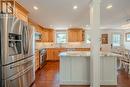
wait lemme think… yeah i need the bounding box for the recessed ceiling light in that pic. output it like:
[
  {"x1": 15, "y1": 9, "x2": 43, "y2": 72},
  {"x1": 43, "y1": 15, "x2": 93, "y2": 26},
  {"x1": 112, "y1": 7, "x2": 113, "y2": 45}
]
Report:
[
  {"x1": 106, "y1": 4, "x2": 112, "y2": 9},
  {"x1": 73, "y1": 5, "x2": 78, "y2": 10},
  {"x1": 33, "y1": 6, "x2": 38, "y2": 10}
]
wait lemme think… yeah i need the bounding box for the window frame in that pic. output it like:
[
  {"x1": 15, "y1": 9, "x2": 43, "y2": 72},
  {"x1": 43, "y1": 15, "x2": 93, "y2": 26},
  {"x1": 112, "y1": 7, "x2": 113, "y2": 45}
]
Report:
[
  {"x1": 111, "y1": 32, "x2": 121, "y2": 47},
  {"x1": 85, "y1": 34, "x2": 91, "y2": 44},
  {"x1": 55, "y1": 30, "x2": 68, "y2": 43},
  {"x1": 125, "y1": 32, "x2": 130, "y2": 42}
]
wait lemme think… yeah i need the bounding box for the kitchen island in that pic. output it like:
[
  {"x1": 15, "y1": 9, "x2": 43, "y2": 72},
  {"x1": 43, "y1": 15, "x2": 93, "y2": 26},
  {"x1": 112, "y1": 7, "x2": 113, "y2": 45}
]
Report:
[{"x1": 59, "y1": 51, "x2": 122, "y2": 86}]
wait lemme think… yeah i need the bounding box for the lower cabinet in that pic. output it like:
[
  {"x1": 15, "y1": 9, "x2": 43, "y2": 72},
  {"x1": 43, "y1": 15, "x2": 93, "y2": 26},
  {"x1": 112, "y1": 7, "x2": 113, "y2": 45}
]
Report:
[
  {"x1": 46, "y1": 48, "x2": 90, "y2": 61},
  {"x1": 35, "y1": 50, "x2": 40, "y2": 71},
  {"x1": 75, "y1": 48, "x2": 90, "y2": 51},
  {"x1": 46, "y1": 48, "x2": 66, "y2": 61}
]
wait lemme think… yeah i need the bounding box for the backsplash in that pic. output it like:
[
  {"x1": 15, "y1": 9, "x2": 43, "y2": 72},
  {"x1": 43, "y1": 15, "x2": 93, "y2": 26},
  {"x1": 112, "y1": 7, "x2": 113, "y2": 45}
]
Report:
[{"x1": 35, "y1": 42, "x2": 90, "y2": 49}]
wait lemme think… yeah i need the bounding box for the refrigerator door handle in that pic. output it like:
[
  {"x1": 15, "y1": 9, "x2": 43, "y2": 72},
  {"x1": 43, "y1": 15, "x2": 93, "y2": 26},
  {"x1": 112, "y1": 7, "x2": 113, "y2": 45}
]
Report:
[
  {"x1": 25, "y1": 26, "x2": 29, "y2": 54},
  {"x1": 23, "y1": 26, "x2": 26, "y2": 54}
]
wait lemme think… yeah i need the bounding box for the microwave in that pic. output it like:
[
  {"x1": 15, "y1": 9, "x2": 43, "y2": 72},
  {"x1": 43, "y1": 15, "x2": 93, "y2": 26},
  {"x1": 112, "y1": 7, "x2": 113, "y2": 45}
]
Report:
[{"x1": 35, "y1": 32, "x2": 42, "y2": 40}]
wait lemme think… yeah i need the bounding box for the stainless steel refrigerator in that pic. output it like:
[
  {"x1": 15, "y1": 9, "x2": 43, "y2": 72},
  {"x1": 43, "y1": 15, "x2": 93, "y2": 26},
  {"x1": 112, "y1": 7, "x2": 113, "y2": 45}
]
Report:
[{"x1": 0, "y1": 14, "x2": 35, "y2": 87}]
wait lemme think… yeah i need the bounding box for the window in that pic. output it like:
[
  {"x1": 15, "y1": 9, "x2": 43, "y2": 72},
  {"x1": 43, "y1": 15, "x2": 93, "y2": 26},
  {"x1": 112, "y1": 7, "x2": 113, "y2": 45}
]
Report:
[
  {"x1": 126, "y1": 33, "x2": 130, "y2": 42},
  {"x1": 112, "y1": 33, "x2": 121, "y2": 47},
  {"x1": 56, "y1": 31, "x2": 67, "y2": 43},
  {"x1": 86, "y1": 34, "x2": 91, "y2": 44}
]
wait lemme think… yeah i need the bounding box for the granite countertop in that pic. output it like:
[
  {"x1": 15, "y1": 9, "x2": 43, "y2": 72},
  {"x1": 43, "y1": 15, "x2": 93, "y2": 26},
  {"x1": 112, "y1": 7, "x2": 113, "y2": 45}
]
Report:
[{"x1": 59, "y1": 51, "x2": 123, "y2": 57}]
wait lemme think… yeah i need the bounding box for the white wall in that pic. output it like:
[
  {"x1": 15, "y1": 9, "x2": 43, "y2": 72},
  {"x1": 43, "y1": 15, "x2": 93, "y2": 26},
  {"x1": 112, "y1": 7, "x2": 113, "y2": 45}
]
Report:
[{"x1": 85, "y1": 29, "x2": 125, "y2": 52}]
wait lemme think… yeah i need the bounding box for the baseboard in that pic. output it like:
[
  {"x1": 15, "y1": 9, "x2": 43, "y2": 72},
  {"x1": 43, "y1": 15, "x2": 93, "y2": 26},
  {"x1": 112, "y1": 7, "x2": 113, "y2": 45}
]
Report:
[
  {"x1": 60, "y1": 80, "x2": 117, "y2": 86},
  {"x1": 101, "y1": 80, "x2": 117, "y2": 85},
  {"x1": 60, "y1": 85, "x2": 90, "y2": 87},
  {"x1": 60, "y1": 81, "x2": 90, "y2": 85}
]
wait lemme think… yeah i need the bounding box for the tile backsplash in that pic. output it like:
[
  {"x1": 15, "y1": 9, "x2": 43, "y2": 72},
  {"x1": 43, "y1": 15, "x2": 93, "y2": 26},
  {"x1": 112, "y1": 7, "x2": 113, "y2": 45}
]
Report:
[{"x1": 35, "y1": 42, "x2": 90, "y2": 49}]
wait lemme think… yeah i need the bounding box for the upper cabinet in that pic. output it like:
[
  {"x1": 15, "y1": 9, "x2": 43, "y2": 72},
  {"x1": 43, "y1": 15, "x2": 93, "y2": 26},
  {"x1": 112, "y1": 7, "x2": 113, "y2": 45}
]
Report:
[
  {"x1": 0, "y1": 1, "x2": 29, "y2": 22},
  {"x1": 42, "y1": 28, "x2": 54, "y2": 42},
  {"x1": 34, "y1": 25, "x2": 54, "y2": 42},
  {"x1": 68, "y1": 28, "x2": 84, "y2": 42},
  {"x1": 15, "y1": 2, "x2": 29, "y2": 22}
]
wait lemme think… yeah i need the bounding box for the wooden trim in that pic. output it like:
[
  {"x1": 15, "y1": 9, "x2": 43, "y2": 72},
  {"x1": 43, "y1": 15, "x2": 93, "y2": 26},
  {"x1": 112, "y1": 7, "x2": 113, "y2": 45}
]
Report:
[
  {"x1": 28, "y1": 18, "x2": 39, "y2": 26},
  {"x1": 15, "y1": 1, "x2": 29, "y2": 15}
]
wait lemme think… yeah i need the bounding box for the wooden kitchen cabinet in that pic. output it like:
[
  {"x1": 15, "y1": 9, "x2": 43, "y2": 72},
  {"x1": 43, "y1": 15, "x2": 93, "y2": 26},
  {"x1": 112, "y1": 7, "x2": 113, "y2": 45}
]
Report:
[
  {"x1": 48, "y1": 29, "x2": 54, "y2": 42},
  {"x1": 35, "y1": 50, "x2": 40, "y2": 71},
  {"x1": 32, "y1": 25, "x2": 54, "y2": 42},
  {"x1": 15, "y1": 2, "x2": 29, "y2": 22},
  {"x1": 68, "y1": 28, "x2": 83, "y2": 42},
  {"x1": 42, "y1": 29, "x2": 49, "y2": 42},
  {"x1": 42, "y1": 28, "x2": 54, "y2": 42},
  {"x1": 46, "y1": 48, "x2": 66, "y2": 61},
  {"x1": 75, "y1": 48, "x2": 90, "y2": 51},
  {"x1": 0, "y1": 1, "x2": 29, "y2": 22},
  {"x1": 54, "y1": 48, "x2": 66, "y2": 60},
  {"x1": 47, "y1": 48, "x2": 54, "y2": 60}
]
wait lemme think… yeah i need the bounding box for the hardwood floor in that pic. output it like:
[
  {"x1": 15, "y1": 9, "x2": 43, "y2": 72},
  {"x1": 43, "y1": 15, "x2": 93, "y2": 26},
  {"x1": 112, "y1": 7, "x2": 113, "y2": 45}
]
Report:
[{"x1": 32, "y1": 62, "x2": 130, "y2": 87}]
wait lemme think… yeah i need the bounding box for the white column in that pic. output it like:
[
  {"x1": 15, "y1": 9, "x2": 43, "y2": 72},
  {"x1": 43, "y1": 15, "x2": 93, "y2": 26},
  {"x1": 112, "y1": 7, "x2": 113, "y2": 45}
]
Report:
[{"x1": 90, "y1": 0, "x2": 101, "y2": 87}]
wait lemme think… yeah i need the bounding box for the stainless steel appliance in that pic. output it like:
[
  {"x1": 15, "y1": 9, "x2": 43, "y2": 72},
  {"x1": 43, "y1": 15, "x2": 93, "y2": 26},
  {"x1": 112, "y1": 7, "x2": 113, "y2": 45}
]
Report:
[
  {"x1": 0, "y1": 14, "x2": 35, "y2": 87},
  {"x1": 39, "y1": 49, "x2": 47, "y2": 68}
]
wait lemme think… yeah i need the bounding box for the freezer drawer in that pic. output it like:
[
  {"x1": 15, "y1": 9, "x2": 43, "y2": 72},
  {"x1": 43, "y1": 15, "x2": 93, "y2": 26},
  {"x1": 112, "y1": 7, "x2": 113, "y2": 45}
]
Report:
[
  {"x1": 4, "y1": 65, "x2": 35, "y2": 87},
  {"x1": 2, "y1": 56, "x2": 34, "y2": 79}
]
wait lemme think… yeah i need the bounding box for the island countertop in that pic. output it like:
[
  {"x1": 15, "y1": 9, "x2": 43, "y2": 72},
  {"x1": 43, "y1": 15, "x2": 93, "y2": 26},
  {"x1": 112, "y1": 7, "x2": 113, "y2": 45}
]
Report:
[{"x1": 59, "y1": 51, "x2": 123, "y2": 57}]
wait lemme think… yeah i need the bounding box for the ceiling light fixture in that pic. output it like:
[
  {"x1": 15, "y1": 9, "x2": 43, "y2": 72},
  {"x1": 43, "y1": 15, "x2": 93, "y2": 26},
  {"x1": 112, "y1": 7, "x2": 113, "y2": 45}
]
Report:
[
  {"x1": 73, "y1": 5, "x2": 78, "y2": 10},
  {"x1": 106, "y1": 4, "x2": 112, "y2": 9},
  {"x1": 33, "y1": 6, "x2": 38, "y2": 10}
]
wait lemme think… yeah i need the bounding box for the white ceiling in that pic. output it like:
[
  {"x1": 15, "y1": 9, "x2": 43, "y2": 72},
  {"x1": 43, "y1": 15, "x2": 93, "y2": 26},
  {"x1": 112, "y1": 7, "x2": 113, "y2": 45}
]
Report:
[{"x1": 17, "y1": 0, "x2": 130, "y2": 29}]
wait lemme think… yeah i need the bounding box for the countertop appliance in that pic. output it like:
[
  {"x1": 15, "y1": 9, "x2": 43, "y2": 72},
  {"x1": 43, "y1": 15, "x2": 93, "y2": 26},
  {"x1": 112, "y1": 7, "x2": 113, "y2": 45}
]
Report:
[
  {"x1": 0, "y1": 14, "x2": 35, "y2": 87},
  {"x1": 39, "y1": 48, "x2": 47, "y2": 68}
]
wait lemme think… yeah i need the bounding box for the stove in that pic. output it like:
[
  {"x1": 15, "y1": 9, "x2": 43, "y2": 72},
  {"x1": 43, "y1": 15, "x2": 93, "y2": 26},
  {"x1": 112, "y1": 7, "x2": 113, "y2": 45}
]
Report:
[{"x1": 39, "y1": 48, "x2": 47, "y2": 68}]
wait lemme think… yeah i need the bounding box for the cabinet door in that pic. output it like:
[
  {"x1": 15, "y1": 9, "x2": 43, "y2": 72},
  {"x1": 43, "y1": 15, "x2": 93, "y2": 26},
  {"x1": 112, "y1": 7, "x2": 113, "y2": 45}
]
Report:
[
  {"x1": 55, "y1": 49, "x2": 60, "y2": 60},
  {"x1": 77, "y1": 30, "x2": 83, "y2": 41},
  {"x1": 41, "y1": 29, "x2": 54, "y2": 42},
  {"x1": 42, "y1": 30, "x2": 49, "y2": 42},
  {"x1": 47, "y1": 49, "x2": 51, "y2": 60},
  {"x1": 47, "y1": 49, "x2": 54, "y2": 60},
  {"x1": 48, "y1": 30, "x2": 54, "y2": 42},
  {"x1": 35, "y1": 51, "x2": 40, "y2": 71},
  {"x1": 68, "y1": 29, "x2": 83, "y2": 42},
  {"x1": 68, "y1": 30, "x2": 76, "y2": 42},
  {"x1": 50, "y1": 49, "x2": 54, "y2": 60}
]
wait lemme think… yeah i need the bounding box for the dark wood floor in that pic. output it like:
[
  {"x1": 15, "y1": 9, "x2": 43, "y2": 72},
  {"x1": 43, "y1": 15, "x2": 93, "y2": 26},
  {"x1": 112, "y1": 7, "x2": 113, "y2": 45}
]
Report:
[{"x1": 32, "y1": 62, "x2": 130, "y2": 87}]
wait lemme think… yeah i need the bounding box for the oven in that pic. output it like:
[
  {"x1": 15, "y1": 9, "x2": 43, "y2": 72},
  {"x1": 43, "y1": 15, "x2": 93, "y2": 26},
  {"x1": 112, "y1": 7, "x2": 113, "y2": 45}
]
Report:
[{"x1": 39, "y1": 49, "x2": 47, "y2": 68}]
